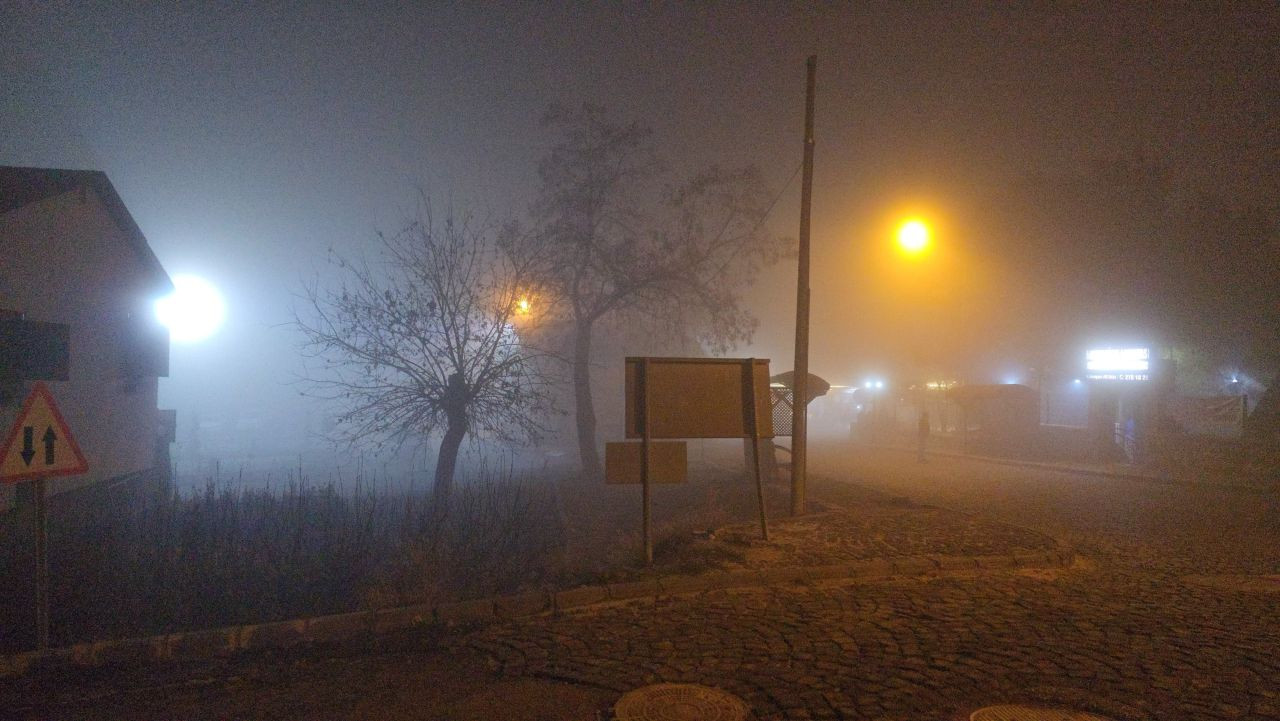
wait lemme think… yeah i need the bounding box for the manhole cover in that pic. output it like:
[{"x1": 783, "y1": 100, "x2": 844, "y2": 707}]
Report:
[
  {"x1": 971, "y1": 705, "x2": 1117, "y2": 721},
  {"x1": 614, "y1": 683, "x2": 749, "y2": 721}
]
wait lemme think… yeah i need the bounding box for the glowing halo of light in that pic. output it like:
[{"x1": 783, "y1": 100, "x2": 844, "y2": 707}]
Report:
[{"x1": 155, "y1": 274, "x2": 226, "y2": 343}]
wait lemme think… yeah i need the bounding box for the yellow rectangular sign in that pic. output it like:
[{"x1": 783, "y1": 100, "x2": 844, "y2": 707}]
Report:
[
  {"x1": 624, "y1": 357, "x2": 773, "y2": 439},
  {"x1": 604, "y1": 441, "x2": 687, "y2": 484}
]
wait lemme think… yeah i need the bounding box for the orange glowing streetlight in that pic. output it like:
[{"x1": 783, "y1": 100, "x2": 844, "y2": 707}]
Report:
[
  {"x1": 515, "y1": 296, "x2": 531, "y2": 316},
  {"x1": 896, "y1": 218, "x2": 931, "y2": 256}
]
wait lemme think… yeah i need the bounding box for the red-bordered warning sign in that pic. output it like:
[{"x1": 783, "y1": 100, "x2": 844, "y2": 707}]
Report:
[{"x1": 0, "y1": 382, "x2": 88, "y2": 483}]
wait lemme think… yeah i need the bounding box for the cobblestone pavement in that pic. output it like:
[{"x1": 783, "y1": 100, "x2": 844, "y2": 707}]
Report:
[
  {"x1": 465, "y1": 444, "x2": 1280, "y2": 720},
  {"x1": 471, "y1": 566, "x2": 1280, "y2": 720},
  {"x1": 10, "y1": 443, "x2": 1280, "y2": 720}
]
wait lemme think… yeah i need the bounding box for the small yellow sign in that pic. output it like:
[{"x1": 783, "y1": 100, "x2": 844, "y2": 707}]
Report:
[
  {"x1": 0, "y1": 382, "x2": 88, "y2": 483},
  {"x1": 604, "y1": 441, "x2": 687, "y2": 485}
]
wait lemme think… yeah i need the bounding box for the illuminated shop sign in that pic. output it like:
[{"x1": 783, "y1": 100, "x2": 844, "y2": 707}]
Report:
[{"x1": 1085, "y1": 348, "x2": 1150, "y2": 381}]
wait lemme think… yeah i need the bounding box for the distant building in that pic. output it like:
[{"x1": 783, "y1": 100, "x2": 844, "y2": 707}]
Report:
[
  {"x1": 0, "y1": 167, "x2": 172, "y2": 508},
  {"x1": 946, "y1": 383, "x2": 1040, "y2": 453}
]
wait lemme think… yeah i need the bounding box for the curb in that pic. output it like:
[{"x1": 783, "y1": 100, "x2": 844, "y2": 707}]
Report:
[{"x1": 0, "y1": 545, "x2": 1074, "y2": 680}]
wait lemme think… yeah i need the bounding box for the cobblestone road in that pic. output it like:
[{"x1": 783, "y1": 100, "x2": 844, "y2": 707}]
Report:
[
  {"x1": 819, "y1": 445, "x2": 1280, "y2": 576},
  {"x1": 467, "y1": 445, "x2": 1280, "y2": 720}
]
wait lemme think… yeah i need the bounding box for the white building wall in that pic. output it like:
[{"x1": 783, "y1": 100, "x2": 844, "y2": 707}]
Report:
[{"x1": 0, "y1": 187, "x2": 167, "y2": 506}]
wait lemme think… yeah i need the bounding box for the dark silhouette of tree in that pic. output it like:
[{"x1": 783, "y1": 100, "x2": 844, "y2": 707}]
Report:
[
  {"x1": 1016, "y1": 151, "x2": 1278, "y2": 355},
  {"x1": 295, "y1": 208, "x2": 553, "y2": 506},
  {"x1": 518, "y1": 104, "x2": 787, "y2": 477}
]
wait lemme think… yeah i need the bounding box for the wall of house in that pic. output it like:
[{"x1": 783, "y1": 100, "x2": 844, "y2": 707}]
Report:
[{"x1": 0, "y1": 187, "x2": 168, "y2": 507}]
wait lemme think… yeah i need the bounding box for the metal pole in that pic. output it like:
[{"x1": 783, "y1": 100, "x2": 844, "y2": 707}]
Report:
[
  {"x1": 640, "y1": 358, "x2": 653, "y2": 566},
  {"x1": 34, "y1": 476, "x2": 49, "y2": 651},
  {"x1": 746, "y1": 359, "x2": 770, "y2": 541},
  {"x1": 792, "y1": 55, "x2": 816, "y2": 517}
]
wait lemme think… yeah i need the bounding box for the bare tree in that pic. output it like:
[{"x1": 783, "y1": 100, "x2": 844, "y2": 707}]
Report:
[
  {"x1": 519, "y1": 104, "x2": 788, "y2": 477},
  {"x1": 295, "y1": 209, "x2": 553, "y2": 506}
]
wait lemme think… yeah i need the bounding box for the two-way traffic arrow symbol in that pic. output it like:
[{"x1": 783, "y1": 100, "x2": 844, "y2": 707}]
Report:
[
  {"x1": 20, "y1": 426, "x2": 57, "y2": 466},
  {"x1": 20, "y1": 427, "x2": 57, "y2": 468}
]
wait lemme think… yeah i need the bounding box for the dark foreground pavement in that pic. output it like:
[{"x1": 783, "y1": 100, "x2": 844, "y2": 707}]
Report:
[{"x1": 7, "y1": 443, "x2": 1280, "y2": 720}]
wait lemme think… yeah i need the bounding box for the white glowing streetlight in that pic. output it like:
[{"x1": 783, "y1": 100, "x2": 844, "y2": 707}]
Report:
[{"x1": 155, "y1": 274, "x2": 226, "y2": 343}]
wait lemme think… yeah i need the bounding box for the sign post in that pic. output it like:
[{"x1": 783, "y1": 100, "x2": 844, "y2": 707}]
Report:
[
  {"x1": 1, "y1": 382, "x2": 88, "y2": 651},
  {"x1": 743, "y1": 359, "x2": 769, "y2": 541},
  {"x1": 609, "y1": 357, "x2": 774, "y2": 564},
  {"x1": 34, "y1": 477, "x2": 49, "y2": 650},
  {"x1": 640, "y1": 358, "x2": 654, "y2": 565}
]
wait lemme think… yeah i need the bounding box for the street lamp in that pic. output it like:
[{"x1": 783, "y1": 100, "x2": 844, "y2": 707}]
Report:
[{"x1": 896, "y1": 218, "x2": 931, "y2": 256}]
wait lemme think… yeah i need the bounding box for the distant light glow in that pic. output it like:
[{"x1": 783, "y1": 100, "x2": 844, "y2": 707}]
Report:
[
  {"x1": 896, "y1": 219, "x2": 930, "y2": 255},
  {"x1": 875, "y1": 380, "x2": 884, "y2": 389},
  {"x1": 1222, "y1": 368, "x2": 1250, "y2": 391},
  {"x1": 516, "y1": 297, "x2": 531, "y2": 315},
  {"x1": 155, "y1": 274, "x2": 226, "y2": 343}
]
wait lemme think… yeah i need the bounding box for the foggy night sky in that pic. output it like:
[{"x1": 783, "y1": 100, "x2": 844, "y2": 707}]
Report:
[{"x1": 3, "y1": 3, "x2": 1278, "y2": 445}]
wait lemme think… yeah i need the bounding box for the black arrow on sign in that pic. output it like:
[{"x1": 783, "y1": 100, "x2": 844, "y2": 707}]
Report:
[
  {"x1": 42, "y1": 426, "x2": 56, "y2": 465},
  {"x1": 20, "y1": 427, "x2": 35, "y2": 466}
]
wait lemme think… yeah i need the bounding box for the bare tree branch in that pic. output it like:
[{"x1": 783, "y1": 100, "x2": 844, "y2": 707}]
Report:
[{"x1": 293, "y1": 205, "x2": 557, "y2": 503}]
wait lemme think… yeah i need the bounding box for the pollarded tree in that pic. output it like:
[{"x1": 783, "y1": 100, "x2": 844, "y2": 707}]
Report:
[
  {"x1": 295, "y1": 208, "x2": 553, "y2": 507},
  {"x1": 522, "y1": 104, "x2": 788, "y2": 477}
]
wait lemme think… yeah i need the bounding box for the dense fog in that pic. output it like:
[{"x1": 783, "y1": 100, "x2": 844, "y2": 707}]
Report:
[{"x1": 4, "y1": 4, "x2": 1276, "y2": 485}]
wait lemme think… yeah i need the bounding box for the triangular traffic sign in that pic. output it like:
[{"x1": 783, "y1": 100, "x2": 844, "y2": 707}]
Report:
[{"x1": 0, "y1": 382, "x2": 88, "y2": 483}]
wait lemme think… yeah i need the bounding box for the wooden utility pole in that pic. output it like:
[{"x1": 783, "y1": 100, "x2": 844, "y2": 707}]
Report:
[{"x1": 792, "y1": 55, "x2": 816, "y2": 517}]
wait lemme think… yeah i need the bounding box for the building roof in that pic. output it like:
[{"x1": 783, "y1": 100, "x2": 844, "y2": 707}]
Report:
[{"x1": 0, "y1": 166, "x2": 172, "y2": 292}]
